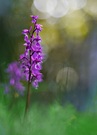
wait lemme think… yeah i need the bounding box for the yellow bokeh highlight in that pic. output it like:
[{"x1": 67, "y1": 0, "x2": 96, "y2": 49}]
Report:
[
  {"x1": 60, "y1": 10, "x2": 89, "y2": 40},
  {"x1": 40, "y1": 21, "x2": 61, "y2": 51}
]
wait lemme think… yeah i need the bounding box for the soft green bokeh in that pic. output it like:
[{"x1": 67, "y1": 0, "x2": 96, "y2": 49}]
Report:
[{"x1": 0, "y1": 84, "x2": 97, "y2": 135}]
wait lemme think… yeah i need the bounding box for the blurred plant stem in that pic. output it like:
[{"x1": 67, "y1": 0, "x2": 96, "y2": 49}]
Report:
[{"x1": 24, "y1": 81, "x2": 31, "y2": 116}]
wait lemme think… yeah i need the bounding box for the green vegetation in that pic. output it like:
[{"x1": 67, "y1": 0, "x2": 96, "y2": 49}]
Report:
[{"x1": 0, "y1": 84, "x2": 97, "y2": 135}]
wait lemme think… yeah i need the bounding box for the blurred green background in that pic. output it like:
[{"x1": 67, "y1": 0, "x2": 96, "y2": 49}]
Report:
[{"x1": 0, "y1": 0, "x2": 97, "y2": 134}]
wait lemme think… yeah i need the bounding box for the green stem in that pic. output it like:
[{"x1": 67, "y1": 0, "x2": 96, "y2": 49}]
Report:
[{"x1": 24, "y1": 81, "x2": 31, "y2": 116}]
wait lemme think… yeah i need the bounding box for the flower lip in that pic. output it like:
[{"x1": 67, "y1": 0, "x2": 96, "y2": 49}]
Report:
[{"x1": 22, "y1": 29, "x2": 29, "y2": 34}]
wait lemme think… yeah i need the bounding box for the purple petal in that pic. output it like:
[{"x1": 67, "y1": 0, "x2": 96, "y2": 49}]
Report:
[
  {"x1": 22, "y1": 29, "x2": 29, "y2": 34},
  {"x1": 35, "y1": 63, "x2": 42, "y2": 70},
  {"x1": 23, "y1": 43, "x2": 27, "y2": 46},
  {"x1": 20, "y1": 54, "x2": 24, "y2": 60},
  {"x1": 32, "y1": 80, "x2": 38, "y2": 88},
  {"x1": 31, "y1": 52, "x2": 37, "y2": 61},
  {"x1": 24, "y1": 34, "x2": 29, "y2": 42}
]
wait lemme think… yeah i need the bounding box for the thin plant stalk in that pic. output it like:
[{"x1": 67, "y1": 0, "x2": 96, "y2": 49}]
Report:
[
  {"x1": 25, "y1": 48, "x2": 32, "y2": 116},
  {"x1": 24, "y1": 81, "x2": 31, "y2": 116}
]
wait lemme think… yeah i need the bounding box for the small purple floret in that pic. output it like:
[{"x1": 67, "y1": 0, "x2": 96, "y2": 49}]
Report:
[{"x1": 31, "y1": 15, "x2": 38, "y2": 23}]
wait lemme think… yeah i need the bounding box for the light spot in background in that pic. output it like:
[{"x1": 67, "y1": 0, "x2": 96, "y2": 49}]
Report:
[
  {"x1": 34, "y1": 0, "x2": 47, "y2": 12},
  {"x1": 49, "y1": 0, "x2": 69, "y2": 18},
  {"x1": 32, "y1": 0, "x2": 87, "y2": 20},
  {"x1": 34, "y1": 0, "x2": 57, "y2": 13},
  {"x1": 64, "y1": 11, "x2": 86, "y2": 28},
  {"x1": 33, "y1": 0, "x2": 69, "y2": 18},
  {"x1": 56, "y1": 67, "x2": 79, "y2": 91},
  {"x1": 69, "y1": 0, "x2": 87, "y2": 11},
  {"x1": 46, "y1": 0, "x2": 57, "y2": 13},
  {"x1": 84, "y1": 0, "x2": 97, "y2": 17},
  {"x1": 41, "y1": 24, "x2": 60, "y2": 51},
  {"x1": 59, "y1": 11, "x2": 89, "y2": 40},
  {"x1": 31, "y1": 4, "x2": 50, "y2": 19},
  {"x1": 31, "y1": 0, "x2": 89, "y2": 43}
]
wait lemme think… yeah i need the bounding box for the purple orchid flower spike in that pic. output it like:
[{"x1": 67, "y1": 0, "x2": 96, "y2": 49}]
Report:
[
  {"x1": 20, "y1": 15, "x2": 44, "y2": 115},
  {"x1": 20, "y1": 15, "x2": 44, "y2": 89}
]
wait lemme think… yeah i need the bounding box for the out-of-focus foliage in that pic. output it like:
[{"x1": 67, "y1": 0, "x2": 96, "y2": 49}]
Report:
[{"x1": 0, "y1": 85, "x2": 97, "y2": 135}]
